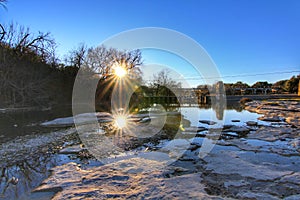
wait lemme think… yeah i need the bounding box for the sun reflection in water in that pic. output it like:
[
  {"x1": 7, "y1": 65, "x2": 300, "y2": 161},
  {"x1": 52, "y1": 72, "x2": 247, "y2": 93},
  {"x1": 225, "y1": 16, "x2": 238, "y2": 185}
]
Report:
[{"x1": 114, "y1": 114, "x2": 128, "y2": 129}]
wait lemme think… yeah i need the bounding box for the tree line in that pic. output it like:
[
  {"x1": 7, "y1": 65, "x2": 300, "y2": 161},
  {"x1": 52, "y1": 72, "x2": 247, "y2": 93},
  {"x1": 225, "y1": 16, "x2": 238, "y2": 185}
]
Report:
[
  {"x1": 197, "y1": 76, "x2": 299, "y2": 95},
  {"x1": 0, "y1": 22, "x2": 142, "y2": 109}
]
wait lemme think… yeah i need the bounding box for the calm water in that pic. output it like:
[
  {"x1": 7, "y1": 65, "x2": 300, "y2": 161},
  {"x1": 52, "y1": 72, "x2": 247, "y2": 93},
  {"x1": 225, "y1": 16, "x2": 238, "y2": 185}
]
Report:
[
  {"x1": 0, "y1": 105, "x2": 267, "y2": 144},
  {"x1": 0, "y1": 107, "x2": 72, "y2": 143},
  {"x1": 180, "y1": 107, "x2": 266, "y2": 127}
]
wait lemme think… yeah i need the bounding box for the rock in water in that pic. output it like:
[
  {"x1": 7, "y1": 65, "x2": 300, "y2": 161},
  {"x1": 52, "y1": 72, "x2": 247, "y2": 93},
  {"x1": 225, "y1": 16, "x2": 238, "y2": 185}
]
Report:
[
  {"x1": 59, "y1": 145, "x2": 86, "y2": 154},
  {"x1": 246, "y1": 121, "x2": 258, "y2": 126},
  {"x1": 258, "y1": 116, "x2": 282, "y2": 122},
  {"x1": 199, "y1": 120, "x2": 217, "y2": 125}
]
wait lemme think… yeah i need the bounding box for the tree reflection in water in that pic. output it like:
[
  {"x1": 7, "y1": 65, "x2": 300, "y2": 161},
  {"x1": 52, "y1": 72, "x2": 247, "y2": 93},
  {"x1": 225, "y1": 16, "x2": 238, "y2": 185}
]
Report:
[{"x1": 0, "y1": 153, "x2": 59, "y2": 199}]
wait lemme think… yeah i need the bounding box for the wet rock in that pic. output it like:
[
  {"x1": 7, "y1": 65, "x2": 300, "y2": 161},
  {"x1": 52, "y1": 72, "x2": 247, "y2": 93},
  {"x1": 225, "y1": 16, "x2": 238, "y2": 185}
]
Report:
[
  {"x1": 199, "y1": 120, "x2": 217, "y2": 125},
  {"x1": 41, "y1": 112, "x2": 113, "y2": 128},
  {"x1": 223, "y1": 124, "x2": 234, "y2": 129},
  {"x1": 224, "y1": 125, "x2": 250, "y2": 135},
  {"x1": 222, "y1": 132, "x2": 239, "y2": 138},
  {"x1": 280, "y1": 172, "x2": 300, "y2": 185},
  {"x1": 0, "y1": 128, "x2": 78, "y2": 167},
  {"x1": 223, "y1": 180, "x2": 249, "y2": 189},
  {"x1": 197, "y1": 126, "x2": 208, "y2": 132},
  {"x1": 41, "y1": 116, "x2": 74, "y2": 127},
  {"x1": 182, "y1": 126, "x2": 197, "y2": 133},
  {"x1": 286, "y1": 117, "x2": 300, "y2": 127},
  {"x1": 284, "y1": 194, "x2": 300, "y2": 200},
  {"x1": 187, "y1": 144, "x2": 200, "y2": 151},
  {"x1": 244, "y1": 100, "x2": 300, "y2": 127},
  {"x1": 139, "y1": 117, "x2": 151, "y2": 123},
  {"x1": 236, "y1": 192, "x2": 280, "y2": 200},
  {"x1": 203, "y1": 150, "x2": 294, "y2": 181},
  {"x1": 246, "y1": 121, "x2": 258, "y2": 126},
  {"x1": 289, "y1": 138, "x2": 300, "y2": 150},
  {"x1": 59, "y1": 145, "x2": 86, "y2": 154},
  {"x1": 172, "y1": 166, "x2": 189, "y2": 173},
  {"x1": 98, "y1": 117, "x2": 113, "y2": 123},
  {"x1": 183, "y1": 126, "x2": 207, "y2": 133},
  {"x1": 33, "y1": 158, "x2": 219, "y2": 199},
  {"x1": 161, "y1": 139, "x2": 190, "y2": 159},
  {"x1": 258, "y1": 116, "x2": 283, "y2": 122}
]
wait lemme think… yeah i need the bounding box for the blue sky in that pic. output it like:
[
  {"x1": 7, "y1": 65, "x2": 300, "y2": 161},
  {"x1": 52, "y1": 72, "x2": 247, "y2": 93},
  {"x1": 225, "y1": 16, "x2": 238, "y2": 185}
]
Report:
[{"x1": 1, "y1": 0, "x2": 299, "y2": 86}]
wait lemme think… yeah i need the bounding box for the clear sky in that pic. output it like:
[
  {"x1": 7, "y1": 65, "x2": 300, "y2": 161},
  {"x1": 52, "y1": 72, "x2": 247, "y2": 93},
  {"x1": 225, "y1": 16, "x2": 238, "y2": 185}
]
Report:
[{"x1": 1, "y1": 0, "x2": 299, "y2": 86}]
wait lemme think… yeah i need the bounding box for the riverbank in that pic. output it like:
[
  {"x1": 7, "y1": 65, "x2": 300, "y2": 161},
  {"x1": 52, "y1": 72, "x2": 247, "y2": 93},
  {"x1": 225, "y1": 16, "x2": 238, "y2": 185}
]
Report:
[
  {"x1": 30, "y1": 100, "x2": 299, "y2": 199},
  {"x1": 1, "y1": 101, "x2": 300, "y2": 199}
]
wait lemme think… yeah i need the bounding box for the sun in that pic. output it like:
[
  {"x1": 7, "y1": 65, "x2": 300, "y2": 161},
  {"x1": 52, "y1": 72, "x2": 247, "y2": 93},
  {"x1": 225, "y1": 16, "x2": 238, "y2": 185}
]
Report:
[
  {"x1": 114, "y1": 115, "x2": 127, "y2": 129},
  {"x1": 114, "y1": 65, "x2": 127, "y2": 78}
]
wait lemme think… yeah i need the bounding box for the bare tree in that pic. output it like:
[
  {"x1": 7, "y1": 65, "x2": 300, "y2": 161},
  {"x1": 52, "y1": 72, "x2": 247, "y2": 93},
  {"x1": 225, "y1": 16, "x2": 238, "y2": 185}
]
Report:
[
  {"x1": 0, "y1": 0, "x2": 7, "y2": 41},
  {"x1": 85, "y1": 45, "x2": 142, "y2": 80},
  {"x1": 1, "y1": 23, "x2": 57, "y2": 64},
  {"x1": 0, "y1": 23, "x2": 58, "y2": 107},
  {"x1": 150, "y1": 69, "x2": 182, "y2": 96},
  {"x1": 64, "y1": 43, "x2": 87, "y2": 68}
]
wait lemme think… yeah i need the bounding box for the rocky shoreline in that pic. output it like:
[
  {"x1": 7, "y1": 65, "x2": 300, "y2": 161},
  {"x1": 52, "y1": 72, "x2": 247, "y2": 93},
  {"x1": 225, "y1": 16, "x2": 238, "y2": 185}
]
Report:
[{"x1": 1, "y1": 100, "x2": 300, "y2": 199}]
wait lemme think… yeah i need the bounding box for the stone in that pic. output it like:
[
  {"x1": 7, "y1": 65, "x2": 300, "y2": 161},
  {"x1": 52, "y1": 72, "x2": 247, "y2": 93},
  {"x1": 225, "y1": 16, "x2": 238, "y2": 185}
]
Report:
[
  {"x1": 41, "y1": 112, "x2": 113, "y2": 128},
  {"x1": 289, "y1": 138, "x2": 300, "y2": 149},
  {"x1": 286, "y1": 117, "x2": 300, "y2": 127},
  {"x1": 182, "y1": 126, "x2": 198, "y2": 132},
  {"x1": 258, "y1": 116, "x2": 282, "y2": 122},
  {"x1": 203, "y1": 150, "x2": 294, "y2": 181},
  {"x1": 225, "y1": 125, "x2": 250, "y2": 135},
  {"x1": 231, "y1": 119, "x2": 240, "y2": 122},
  {"x1": 197, "y1": 126, "x2": 207, "y2": 132},
  {"x1": 139, "y1": 117, "x2": 151, "y2": 123},
  {"x1": 222, "y1": 132, "x2": 239, "y2": 138},
  {"x1": 33, "y1": 158, "x2": 219, "y2": 199},
  {"x1": 223, "y1": 124, "x2": 234, "y2": 129},
  {"x1": 284, "y1": 194, "x2": 300, "y2": 200},
  {"x1": 199, "y1": 120, "x2": 217, "y2": 125},
  {"x1": 236, "y1": 192, "x2": 280, "y2": 200},
  {"x1": 223, "y1": 180, "x2": 249, "y2": 189},
  {"x1": 59, "y1": 145, "x2": 86, "y2": 154},
  {"x1": 280, "y1": 172, "x2": 300, "y2": 185},
  {"x1": 246, "y1": 121, "x2": 258, "y2": 126},
  {"x1": 40, "y1": 116, "x2": 75, "y2": 127}
]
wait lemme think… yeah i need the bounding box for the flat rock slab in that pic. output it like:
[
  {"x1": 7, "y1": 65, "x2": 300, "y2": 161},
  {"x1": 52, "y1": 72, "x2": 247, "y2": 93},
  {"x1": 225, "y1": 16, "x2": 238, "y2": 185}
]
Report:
[
  {"x1": 203, "y1": 149, "x2": 296, "y2": 181},
  {"x1": 236, "y1": 192, "x2": 280, "y2": 200},
  {"x1": 245, "y1": 100, "x2": 300, "y2": 127},
  {"x1": 33, "y1": 158, "x2": 221, "y2": 199},
  {"x1": 41, "y1": 112, "x2": 113, "y2": 127}
]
